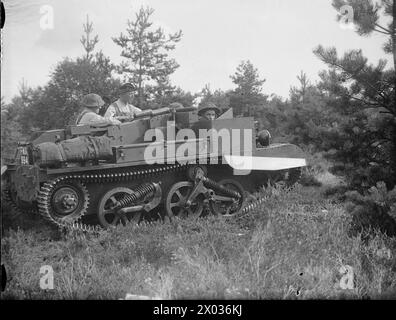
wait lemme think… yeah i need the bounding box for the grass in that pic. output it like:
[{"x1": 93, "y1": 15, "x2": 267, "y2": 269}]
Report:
[
  {"x1": 1, "y1": 183, "x2": 396, "y2": 300},
  {"x1": 298, "y1": 151, "x2": 346, "y2": 188}
]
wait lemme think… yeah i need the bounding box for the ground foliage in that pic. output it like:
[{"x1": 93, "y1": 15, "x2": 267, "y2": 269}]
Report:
[{"x1": 1, "y1": 184, "x2": 395, "y2": 300}]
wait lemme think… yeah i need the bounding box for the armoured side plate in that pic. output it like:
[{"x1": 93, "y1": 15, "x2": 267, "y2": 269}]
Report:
[{"x1": 13, "y1": 165, "x2": 41, "y2": 202}]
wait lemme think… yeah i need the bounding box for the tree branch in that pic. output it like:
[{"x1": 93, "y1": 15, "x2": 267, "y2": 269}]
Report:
[
  {"x1": 374, "y1": 27, "x2": 391, "y2": 35},
  {"x1": 326, "y1": 59, "x2": 388, "y2": 102},
  {"x1": 347, "y1": 93, "x2": 395, "y2": 116},
  {"x1": 348, "y1": 95, "x2": 380, "y2": 107},
  {"x1": 374, "y1": 23, "x2": 392, "y2": 34}
]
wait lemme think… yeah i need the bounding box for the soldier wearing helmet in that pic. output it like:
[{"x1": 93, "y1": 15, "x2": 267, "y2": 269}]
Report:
[
  {"x1": 198, "y1": 102, "x2": 221, "y2": 121},
  {"x1": 76, "y1": 93, "x2": 121, "y2": 126},
  {"x1": 104, "y1": 83, "x2": 142, "y2": 122}
]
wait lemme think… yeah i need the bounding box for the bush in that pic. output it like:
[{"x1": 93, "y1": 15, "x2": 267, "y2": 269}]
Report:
[
  {"x1": 299, "y1": 168, "x2": 322, "y2": 187},
  {"x1": 345, "y1": 182, "x2": 396, "y2": 238},
  {"x1": 323, "y1": 185, "x2": 350, "y2": 201}
]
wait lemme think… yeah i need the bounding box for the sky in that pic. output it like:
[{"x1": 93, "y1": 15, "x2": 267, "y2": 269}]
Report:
[{"x1": 1, "y1": 0, "x2": 392, "y2": 102}]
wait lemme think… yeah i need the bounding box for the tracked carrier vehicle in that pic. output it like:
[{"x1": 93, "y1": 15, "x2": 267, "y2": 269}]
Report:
[{"x1": 2, "y1": 107, "x2": 306, "y2": 230}]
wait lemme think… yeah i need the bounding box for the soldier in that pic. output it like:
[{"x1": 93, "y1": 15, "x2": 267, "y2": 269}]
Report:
[
  {"x1": 76, "y1": 93, "x2": 121, "y2": 126},
  {"x1": 104, "y1": 83, "x2": 142, "y2": 122},
  {"x1": 198, "y1": 102, "x2": 221, "y2": 121}
]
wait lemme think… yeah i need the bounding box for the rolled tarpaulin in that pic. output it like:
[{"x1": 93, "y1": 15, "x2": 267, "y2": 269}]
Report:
[{"x1": 33, "y1": 136, "x2": 113, "y2": 167}]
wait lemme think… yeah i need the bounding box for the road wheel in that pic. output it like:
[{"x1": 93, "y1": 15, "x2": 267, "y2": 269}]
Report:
[
  {"x1": 165, "y1": 181, "x2": 204, "y2": 220},
  {"x1": 209, "y1": 179, "x2": 245, "y2": 217}
]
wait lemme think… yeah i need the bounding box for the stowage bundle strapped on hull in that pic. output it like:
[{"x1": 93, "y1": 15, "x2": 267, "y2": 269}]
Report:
[{"x1": 33, "y1": 136, "x2": 113, "y2": 168}]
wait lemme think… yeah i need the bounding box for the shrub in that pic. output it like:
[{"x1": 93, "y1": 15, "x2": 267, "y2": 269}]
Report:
[
  {"x1": 345, "y1": 182, "x2": 396, "y2": 238},
  {"x1": 299, "y1": 168, "x2": 322, "y2": 187}
]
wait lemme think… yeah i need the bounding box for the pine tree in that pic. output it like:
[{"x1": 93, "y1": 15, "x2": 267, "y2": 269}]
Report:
[
  {"x1": 290, "y1": 71, "x2": 311, "y2": 104},
  {"x1": 332, "y1": 0, "x2": 395, "y2": 69},
  {"x1": 80, "y1": 15, "x2": 99, "y2": 61},
  {"x1": 113, "y1": 6, "x2": 182, "y2": 108},
  {"x1": 229, "y1": 60, "x2": 266, "y2": 116},
  {"x1": 313, "y1": 0, "x2": 396, "y2": 188}
]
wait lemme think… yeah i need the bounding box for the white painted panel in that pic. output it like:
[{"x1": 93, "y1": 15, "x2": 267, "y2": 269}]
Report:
[{"x1": 224, "y1": 155, "x2": 307, "y2": 171}]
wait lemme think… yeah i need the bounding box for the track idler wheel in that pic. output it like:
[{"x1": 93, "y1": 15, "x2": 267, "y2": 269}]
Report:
[
  {"x1": 165, "y1": 181, "x2": 204, "y2": 220},
  {"x1": 208, "y1": 179, "x2": 245, "y2": 217}
]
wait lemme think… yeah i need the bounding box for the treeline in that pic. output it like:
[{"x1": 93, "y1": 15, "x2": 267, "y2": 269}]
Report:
[{"x1": 1, "y1": 1, "x2": 395, "y2": 196}]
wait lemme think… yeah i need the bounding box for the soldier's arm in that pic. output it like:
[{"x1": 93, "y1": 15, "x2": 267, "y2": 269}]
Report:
[
  {"x1": 127, "y1": 105, "x2": 142, "y2": 120},
  {"x1": 105, "y1": 104, "x2": 130, "y2": 122}
]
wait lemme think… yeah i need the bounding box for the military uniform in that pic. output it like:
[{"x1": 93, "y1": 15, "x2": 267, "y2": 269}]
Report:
[
  {"x1": 104, "y1": 99, "x2": 142, "y2": 120},
  {"x1": 76, "y1": 93, "x2": 121, "y2": 125},
  {"x1": 104, "y1": 83, "x2": 142, "y2": 121}
]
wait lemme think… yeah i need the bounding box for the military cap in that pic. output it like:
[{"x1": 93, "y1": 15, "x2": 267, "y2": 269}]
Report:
[
  {"x1": 81, "y1": 93, "x2": 105, "y2": 108},
  {"x1": 119, "y1": 83, "x2": 136, "y2": 95},
  {"x1": 198, "y1": 102, "x2": 220, "y2": 116}
]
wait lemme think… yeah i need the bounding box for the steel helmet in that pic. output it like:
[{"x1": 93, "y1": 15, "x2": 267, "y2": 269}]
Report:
[
  {"x1": 257, "y1": 130, "x2": 271, "y2": 146},
  {"x1": 198, "y1": 102, "x2": 220, "y2": 116},
  {"x1": 81, "y1": 93, "x2": 105, "y2": 108}
]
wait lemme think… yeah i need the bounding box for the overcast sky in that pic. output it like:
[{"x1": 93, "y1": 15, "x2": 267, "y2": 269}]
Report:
[{"x1": 1, "y1": 0, "x2": 391, "y2": 102}]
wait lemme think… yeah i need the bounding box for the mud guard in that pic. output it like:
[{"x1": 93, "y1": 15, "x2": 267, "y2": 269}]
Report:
[{"x1": 224, "y1": 143, "x2": 307, "y2": 171}]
